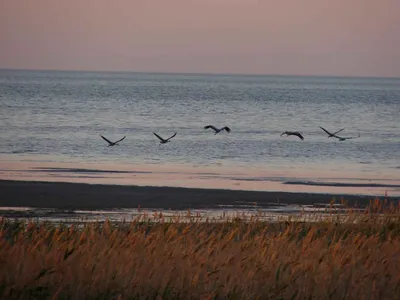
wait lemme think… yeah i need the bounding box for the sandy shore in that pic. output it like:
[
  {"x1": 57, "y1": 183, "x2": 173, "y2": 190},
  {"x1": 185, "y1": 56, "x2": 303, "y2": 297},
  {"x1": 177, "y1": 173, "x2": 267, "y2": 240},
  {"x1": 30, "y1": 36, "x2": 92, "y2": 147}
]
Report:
[
  {"x1": 0, "y1": 179, "x2": 397, "y2": 211},
  {"x1": 1, "y1": 160, "x2": 400, "y2": 197}
]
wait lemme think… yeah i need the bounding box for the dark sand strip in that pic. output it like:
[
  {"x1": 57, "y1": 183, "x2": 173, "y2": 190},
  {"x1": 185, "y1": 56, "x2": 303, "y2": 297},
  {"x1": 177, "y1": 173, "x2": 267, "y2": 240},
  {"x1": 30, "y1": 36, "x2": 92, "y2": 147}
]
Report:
[
  {"x1": 284, "y1": 181, "x2": 400, "y2": 188},
  {"x1": 1, "y1": 180, "x2": 398, "y2": 210}
]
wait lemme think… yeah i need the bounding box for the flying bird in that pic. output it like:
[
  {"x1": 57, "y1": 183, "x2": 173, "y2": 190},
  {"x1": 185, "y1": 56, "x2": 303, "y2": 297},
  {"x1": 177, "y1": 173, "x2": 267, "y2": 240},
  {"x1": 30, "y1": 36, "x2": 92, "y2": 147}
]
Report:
[
  {"x1": 204, "y1": 125, "x2": 231, "y2": 134},
  {"x1": 100, "y1": 135, "x2": 126, "y2": 146},
  {"x1": 153, "y1": 132, "x2": 177, "y2": 144},
  {"x1": 280, "y1": 131, "x2": 304, "y2": 140},
  {"x1": 334, "y1": 134, "x2": 361, "y2": 141},
  {"x1": 319, "y1": 126, "x2": 345, "y2": 138}
]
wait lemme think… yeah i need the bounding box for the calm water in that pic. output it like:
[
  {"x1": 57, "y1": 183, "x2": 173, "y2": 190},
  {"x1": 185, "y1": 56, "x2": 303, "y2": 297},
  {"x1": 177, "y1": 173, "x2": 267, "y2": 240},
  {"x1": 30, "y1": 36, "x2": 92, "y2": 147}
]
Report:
[{"x1": 0, "y1": 70, "x2": 399, "y2": 190}]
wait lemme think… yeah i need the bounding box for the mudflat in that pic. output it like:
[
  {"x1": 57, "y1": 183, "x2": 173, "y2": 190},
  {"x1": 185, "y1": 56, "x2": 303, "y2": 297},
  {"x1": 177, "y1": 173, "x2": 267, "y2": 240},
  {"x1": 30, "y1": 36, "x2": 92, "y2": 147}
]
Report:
[{"x1": 0, "y1": 179, "x2": 395, "y2": 210}]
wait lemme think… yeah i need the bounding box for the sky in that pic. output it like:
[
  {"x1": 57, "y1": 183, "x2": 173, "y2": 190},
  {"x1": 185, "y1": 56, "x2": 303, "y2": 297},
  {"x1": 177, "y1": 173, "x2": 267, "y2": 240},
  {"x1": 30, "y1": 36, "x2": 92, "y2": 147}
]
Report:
[{"x1": 0, "y1": 0, "x2": 399, "y2": 77}]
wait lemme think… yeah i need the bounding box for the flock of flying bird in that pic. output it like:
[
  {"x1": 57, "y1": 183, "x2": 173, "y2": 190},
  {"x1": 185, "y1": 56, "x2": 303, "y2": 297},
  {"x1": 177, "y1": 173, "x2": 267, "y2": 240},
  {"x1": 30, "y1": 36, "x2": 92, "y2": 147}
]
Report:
[
  {"x1": 100, "y1": 125, "x2": 360, "y2": 146},
  {"x1": 281, "y1": 126, "x2": 361, "y2": 141}
]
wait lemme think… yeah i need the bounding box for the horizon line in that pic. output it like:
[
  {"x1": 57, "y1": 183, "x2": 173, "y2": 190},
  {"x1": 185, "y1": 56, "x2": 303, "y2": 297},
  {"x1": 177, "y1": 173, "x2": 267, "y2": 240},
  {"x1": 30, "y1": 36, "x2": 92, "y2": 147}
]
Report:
[{"x1": 0, "y1": 67, "x2": 399, "y2": 80}]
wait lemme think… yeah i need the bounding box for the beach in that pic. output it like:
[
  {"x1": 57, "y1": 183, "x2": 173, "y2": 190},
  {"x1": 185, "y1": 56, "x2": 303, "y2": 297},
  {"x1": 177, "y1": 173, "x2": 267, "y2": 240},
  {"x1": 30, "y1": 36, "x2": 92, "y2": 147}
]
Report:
[
  {"x1": 1, "y1": 160, "x2": 399, "y2": 195},
  {"x1": 0, "y1": 158, "x2": 399, "y2": 211},
  {"x1": 0, "y1": 179, "x2": 396, "y2": 211}
]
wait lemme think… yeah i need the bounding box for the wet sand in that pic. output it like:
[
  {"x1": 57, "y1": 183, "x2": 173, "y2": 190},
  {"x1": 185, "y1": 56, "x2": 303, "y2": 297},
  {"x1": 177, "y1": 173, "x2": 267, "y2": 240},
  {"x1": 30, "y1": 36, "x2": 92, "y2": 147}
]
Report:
[
  {"x1": 1, "y1": 160, "x2": 400, "y2": 197},
  {"x1": 0, "y1": 179, "x2": 397, "y2": 211}
]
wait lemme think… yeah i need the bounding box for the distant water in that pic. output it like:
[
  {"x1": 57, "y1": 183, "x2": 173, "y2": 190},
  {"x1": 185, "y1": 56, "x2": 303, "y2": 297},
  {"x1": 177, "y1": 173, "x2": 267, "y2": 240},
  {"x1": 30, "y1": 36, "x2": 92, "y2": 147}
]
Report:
[{"x1": 0, "y1": 70, "x2": 399, "y2": 192}]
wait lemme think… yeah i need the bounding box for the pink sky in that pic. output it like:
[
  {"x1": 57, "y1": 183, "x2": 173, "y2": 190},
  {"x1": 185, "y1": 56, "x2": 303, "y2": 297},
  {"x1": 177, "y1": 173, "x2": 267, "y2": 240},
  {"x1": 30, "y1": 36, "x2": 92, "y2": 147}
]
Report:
[{"x1": 1, "y1": 0, "x2": 399, "y2": 77}]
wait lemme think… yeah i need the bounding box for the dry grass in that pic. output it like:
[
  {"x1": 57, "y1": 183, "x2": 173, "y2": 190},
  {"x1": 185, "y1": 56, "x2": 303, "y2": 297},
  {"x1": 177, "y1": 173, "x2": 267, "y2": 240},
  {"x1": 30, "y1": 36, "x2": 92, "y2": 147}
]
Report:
[{"x1": 1, "y1": 199, "x2": 400, "y2": 299}]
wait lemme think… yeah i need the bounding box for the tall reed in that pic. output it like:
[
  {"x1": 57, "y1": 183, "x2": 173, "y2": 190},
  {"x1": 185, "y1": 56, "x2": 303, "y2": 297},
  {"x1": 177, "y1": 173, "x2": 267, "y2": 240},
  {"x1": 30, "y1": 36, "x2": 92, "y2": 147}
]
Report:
[{"x1": 0, "y1": 199, "x2": 400, "y2": 299}]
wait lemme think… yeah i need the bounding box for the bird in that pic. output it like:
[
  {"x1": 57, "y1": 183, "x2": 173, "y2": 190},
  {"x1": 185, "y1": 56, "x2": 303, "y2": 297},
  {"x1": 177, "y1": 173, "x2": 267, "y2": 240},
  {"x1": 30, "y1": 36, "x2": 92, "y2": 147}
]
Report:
[
  {"x1": 100, "y1": 135, "x2": 126, "y2": 146},
  {"x1": 334, "y1": 134, "x2": 360, "y2": 141},
  {"x1": 319, "y1": 126, "x2": 345, "y2": 138},
  {"x1": 280, "y1": 131, "x2": 304, "y2": 140},
  {"x1": 204, "y1": 125, "x2": 231, "y2": 134},
  {"x1": 153, "y1": 132, "x2": 177, "y2": 144}
]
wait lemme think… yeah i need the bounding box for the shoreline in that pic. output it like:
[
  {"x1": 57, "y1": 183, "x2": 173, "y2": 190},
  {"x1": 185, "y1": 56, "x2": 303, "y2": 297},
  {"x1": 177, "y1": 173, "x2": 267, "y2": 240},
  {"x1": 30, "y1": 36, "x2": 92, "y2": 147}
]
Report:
[
  {"x1": 1, "y1": 160, "x2": 400, "y2": 197},
  {"x1": 1, "y1": 179, "x2": 398, "y2": 211}
]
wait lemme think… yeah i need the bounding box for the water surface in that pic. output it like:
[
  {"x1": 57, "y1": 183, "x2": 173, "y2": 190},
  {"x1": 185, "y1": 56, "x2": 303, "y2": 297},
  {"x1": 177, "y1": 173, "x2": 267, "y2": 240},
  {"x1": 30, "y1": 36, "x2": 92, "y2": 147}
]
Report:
[{"x1": 1, "y1": 70, "x2": 399, "y2": 195}]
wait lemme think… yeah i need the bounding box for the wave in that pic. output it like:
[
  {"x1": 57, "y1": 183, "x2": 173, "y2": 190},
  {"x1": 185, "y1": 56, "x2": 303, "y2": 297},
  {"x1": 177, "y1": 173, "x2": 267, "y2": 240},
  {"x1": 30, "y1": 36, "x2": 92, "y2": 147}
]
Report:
[
  {"x1": 283, "y1": 181, "x2": 400, "y2": 188},
  {"x1": 32, "y1": 167, "x2": 151, "y2": 174},
  {"x1": 227, "y1": 177, "x2": 284, "y2": 182},
  {"x1": 11, "y1": 149, "x2": 35, "y2": 154},
  {"x1": 48, "y1": 174, "x2": 109, "y2": 179}
]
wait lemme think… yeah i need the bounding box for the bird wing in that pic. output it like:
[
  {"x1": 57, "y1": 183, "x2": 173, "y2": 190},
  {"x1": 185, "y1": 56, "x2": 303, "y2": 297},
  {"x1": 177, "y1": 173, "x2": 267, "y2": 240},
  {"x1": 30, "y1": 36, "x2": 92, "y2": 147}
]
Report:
[
  {"x1": 332, "y1": 128, "x2": 345, "y2": 135},
  {"x1": 166, "y1": 132, "x2": 177, "y2": 141},
  {"x1": 343, "y1": 135, "x2": 360, "y2": 140},
  {"x1": 115, "y1": 136, "x2": 126, "y2": 143},
  {"x1": 295, "y1": 132, "x2": 304, "y2": 140},
  {"x1": 223, "y1": 126, "x2": 231, "y2": 133},
  {"x1": 100, "y1": 135, "x2": 113, "y2": 144},
  {"x1": 280, "y1": 131, "x2": 287, "y2": 136},
  {"x1": 319, "y1": 126, "x2": 333, "y2": 136},
  {"x1": 204, "y1": 125, "x2": 218, "y2": 132},
  {"x1": 153, "y1": 132, "x2": 165, "y2": 142}
]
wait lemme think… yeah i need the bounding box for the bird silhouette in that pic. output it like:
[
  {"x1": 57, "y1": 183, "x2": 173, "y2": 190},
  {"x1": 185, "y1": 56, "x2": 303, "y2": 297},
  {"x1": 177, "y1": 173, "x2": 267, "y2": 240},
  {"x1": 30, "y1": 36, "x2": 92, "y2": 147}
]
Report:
[
  {"x1": 334, "y1": 134, "x2": 360, "y2": 141},
  {"x1": 280, "y1": 131, "x2": 304, "y2": 140},
  {"x1": 100, "y1": 135, "x2": 126, "y2": 146},
  {"x1": 153, "y1": 132, "x2": 177, "y2": 144},
  {"x1": 319, "y1": 126, "x2": 345, "y2": 138},
  {"x1": 204, "y1": 125, "x2": 231, "y2": 135}
]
